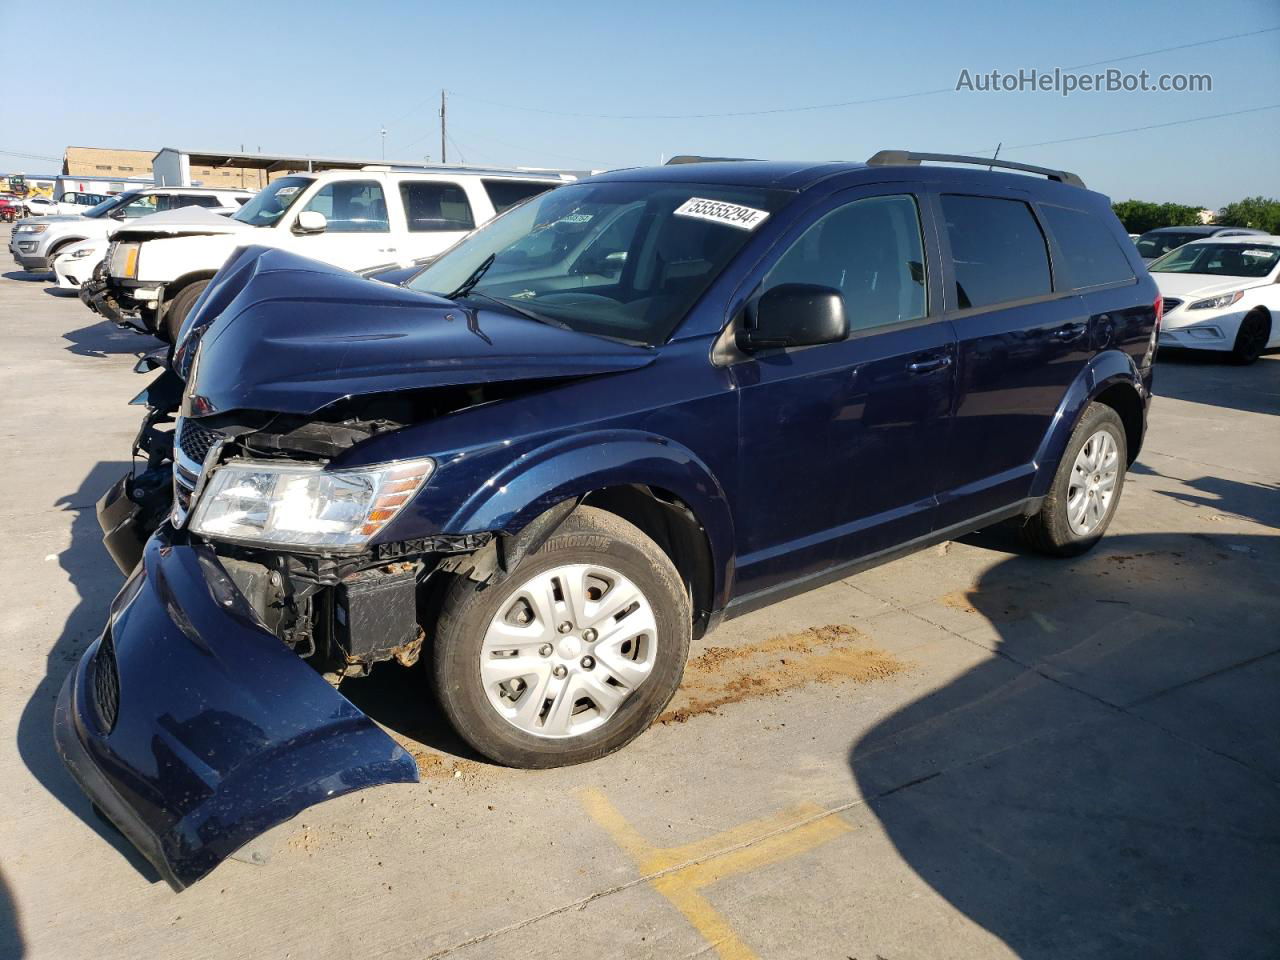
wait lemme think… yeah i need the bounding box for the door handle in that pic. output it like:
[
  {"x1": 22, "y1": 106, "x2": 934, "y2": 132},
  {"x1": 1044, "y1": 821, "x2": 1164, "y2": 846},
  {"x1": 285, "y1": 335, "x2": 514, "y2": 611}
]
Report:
[
  {"x1": 1051, "y1": 322, "x2": 1088, "y2": 342},
  {"x1": 906, "y1": 354, "x2": 952, "y2": 374}
]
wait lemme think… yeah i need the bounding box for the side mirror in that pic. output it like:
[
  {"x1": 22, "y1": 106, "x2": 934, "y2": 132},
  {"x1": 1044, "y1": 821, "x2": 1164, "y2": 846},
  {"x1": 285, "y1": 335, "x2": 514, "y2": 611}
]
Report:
[
  {"x1": 108, "y1": 208, "x2": 126, "y2": 220},
  {"x1": 737, "y1": 283, "x2": 848, "y2": 352},
  {"x1": 293, "y1": 210, "x2": 328, "y2": 235}
]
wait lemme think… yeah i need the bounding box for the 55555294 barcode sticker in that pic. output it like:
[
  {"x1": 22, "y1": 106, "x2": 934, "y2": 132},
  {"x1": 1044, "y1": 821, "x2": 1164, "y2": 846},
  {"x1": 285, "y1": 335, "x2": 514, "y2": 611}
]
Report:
[{"x1": 674, "y1": 197, "x2": 770, "y2": 231}]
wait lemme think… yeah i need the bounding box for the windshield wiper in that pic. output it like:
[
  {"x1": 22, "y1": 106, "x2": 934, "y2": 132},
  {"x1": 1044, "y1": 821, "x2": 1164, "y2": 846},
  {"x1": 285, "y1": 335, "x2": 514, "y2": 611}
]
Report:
[
  {"x1": 446, "y1": 253, "x2": 496, "y2": 301},
  {"x1": 462, "y1": 292, "x2": 650, "y2": 348}
]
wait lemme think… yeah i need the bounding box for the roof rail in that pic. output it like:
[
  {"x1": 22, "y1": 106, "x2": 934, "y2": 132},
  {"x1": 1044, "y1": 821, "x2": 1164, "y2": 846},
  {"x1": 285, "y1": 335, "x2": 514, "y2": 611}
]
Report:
[
  {"x1": 360, "y1": 163, "x2": 580, "y2": 180},
  {"x1": 866, "y1": 150, "x2": 1086, "y2": 189},
  {"x1": 665, "y1": 155, "x2": 756, "y2": 165}
]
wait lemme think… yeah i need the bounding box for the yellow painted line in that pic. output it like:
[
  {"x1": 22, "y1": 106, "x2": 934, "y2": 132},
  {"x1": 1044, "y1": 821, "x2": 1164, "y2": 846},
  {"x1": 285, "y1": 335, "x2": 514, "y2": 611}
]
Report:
[{"x1": 581, "y1": 789, "x2": 853, "y2": 960}]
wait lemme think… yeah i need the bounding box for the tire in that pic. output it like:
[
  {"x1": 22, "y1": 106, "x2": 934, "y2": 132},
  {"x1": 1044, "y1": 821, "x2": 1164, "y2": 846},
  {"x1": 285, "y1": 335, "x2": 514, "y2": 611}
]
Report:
[
  {"x1": 1230, "y1": 311, "x2": 1270, "y2": 365},
  {"x1": 162, "y1": 279, "x2": 209, "y2": 343},
  {"x1": 432, "y1": 506, "x2": 691, "y2": 768},
  {"x1": 1021, "y1": 402, "x2": 1127, "y2": 557}
]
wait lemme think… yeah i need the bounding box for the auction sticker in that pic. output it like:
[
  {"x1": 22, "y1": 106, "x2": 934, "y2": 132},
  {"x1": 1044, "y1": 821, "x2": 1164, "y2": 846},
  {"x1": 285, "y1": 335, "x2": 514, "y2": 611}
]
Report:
[{"x1": 674, "y1": 197, "x2": 770, "y2": 231}]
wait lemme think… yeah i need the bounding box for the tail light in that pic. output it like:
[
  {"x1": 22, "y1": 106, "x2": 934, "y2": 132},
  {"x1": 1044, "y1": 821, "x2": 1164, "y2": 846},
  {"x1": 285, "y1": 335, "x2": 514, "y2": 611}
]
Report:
[{"x1": 1153, "y1": 294, "x2": 1163, "y2": 334}]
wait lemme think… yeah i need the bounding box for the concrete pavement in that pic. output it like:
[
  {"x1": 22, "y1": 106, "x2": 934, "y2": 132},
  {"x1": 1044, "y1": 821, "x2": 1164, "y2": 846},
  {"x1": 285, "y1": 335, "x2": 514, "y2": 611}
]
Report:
[{"x1": 1, "y1": 231, "x2": 1276, "y2": 959}]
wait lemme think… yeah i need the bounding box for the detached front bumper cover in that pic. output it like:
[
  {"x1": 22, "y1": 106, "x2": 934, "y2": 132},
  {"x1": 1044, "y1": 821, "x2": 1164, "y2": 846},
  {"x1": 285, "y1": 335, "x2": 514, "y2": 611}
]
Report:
[{"x1": 54, "y1": 529, "x2": 419, "y2": 890}]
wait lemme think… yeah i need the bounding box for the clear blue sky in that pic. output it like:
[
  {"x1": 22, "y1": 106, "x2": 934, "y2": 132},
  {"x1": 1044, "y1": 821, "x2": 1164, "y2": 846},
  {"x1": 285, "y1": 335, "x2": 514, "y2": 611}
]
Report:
[{"x1": 3, "y1": 0, "x2": 1277, "y2": 208}]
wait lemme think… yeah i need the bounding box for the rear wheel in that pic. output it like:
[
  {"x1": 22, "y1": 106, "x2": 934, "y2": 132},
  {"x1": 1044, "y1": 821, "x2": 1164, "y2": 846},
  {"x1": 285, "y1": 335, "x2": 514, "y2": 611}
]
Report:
[
  {"x1": 162, "y1": 280, "x2": 209, "y2": 343},
  {"x1": 432, "y1": 507, "x2": 690, "y2": 768},
  {"x1": 1230, "y1": 311, "x2": 1270, "y2": 365},
  {"x1": 1021, "y1": 402, "x2": 1127, "y2": 557}
]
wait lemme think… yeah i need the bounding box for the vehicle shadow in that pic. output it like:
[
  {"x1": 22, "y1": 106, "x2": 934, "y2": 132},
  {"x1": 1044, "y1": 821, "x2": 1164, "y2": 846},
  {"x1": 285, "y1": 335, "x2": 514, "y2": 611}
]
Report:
[
  {"x1": 1129, "y1": 460, "x2": 1280, "y2": 529},
  {"x1": 342, "y1": 657, "x2": 490, "y2": 765},
  {"x1": 15, "y1": 461, "x2": 162, "y2": 884},
  {"x1": 1155, "y1": 350, "x2": 1279, "y2": 417},
  {"x1": 0, "y1": 867, "x2": 23, "y2": 960},
  {"x1": 62, "y1": 320, "x2": 161, "y2": 360},
  {"x1": 2, "y1": 270, "x2": 47, "y2": 282},
  {"x1": 849, "y1": 530, "x2": 1280, "y2": 958}
]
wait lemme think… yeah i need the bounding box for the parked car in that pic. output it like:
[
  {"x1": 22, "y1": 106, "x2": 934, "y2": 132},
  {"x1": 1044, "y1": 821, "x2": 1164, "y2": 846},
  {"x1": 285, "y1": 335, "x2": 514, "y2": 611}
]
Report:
[
  {"x1": 52, "y1": 237, "x2": 108, "y2": 290},
  {"x1": 10, "y1": 185, "x2": 252, "y2": 273},
  {"x1": 21, "y1": 195, "x2": 58, "y2": 216},
  {"x1": 0, "y1": 194, "x2": 24, "y2": 222},
  {"x1": 8, "y1": 186, "x2": 252, "y2": 274},
  {"x1": 59, "y1": 151, "x2": 1158, "y2": 890},
  {"x1": 50, "y1": 191, "x2": 113, "y2": 215},
  {"x1": 1151, "y1": 235, "x2": 1279, "y2": 363},
  {"x1": 1133, "y1": 224, "x2": 1266, "y2": 264},
  {"x1": 82, "y1": 165, "x2": 574, "y2": 341}
]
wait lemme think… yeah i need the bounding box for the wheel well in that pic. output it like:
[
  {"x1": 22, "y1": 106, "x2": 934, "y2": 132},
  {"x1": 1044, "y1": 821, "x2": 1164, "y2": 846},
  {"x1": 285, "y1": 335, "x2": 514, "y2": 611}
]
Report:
[
  {"x1": 161, "y1": 271, "x2": 217, "y2": 313},
  {"x1": 47, "y1": 237, "x2": 85, "y2": 258},
  {"x1": 580, "y1": 485, "x2": 716, "y2": 639},
  {"x1": 1094, "y1": 383, "x2": 1144, "y2": 464},
  {"x1": 1245, "y1": 305, "x2": 1272, "y2": 331}
]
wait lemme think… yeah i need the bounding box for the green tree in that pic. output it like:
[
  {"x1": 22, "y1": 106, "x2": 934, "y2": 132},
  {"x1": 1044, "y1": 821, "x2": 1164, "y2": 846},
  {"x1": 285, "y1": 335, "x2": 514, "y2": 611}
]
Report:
[
  {"x1": 1216, "y1": 197, "x2": 1280, "y2": 234},
  {"x1": 1111, "y1": 200, "x2": 1205, "y2": 234}
]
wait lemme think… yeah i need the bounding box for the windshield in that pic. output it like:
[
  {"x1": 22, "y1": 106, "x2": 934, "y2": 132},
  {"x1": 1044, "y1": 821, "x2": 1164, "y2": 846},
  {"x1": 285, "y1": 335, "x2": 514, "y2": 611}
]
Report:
[
  {"x1": 1150, "y1": 243, "x2": 1280, "y2": 278},
  {"x1": 232, "y1": 176, "x2": 313, "y2": 227},
  {"x1": 1135, "y1": 230, "x2": 1209, "y2": 259},
  {"x1": 408, "y1": 181, "x2": 789, "y2": 345},
  {"x1": 83, "y1": 191, "x2": 139, "y2": 219}
]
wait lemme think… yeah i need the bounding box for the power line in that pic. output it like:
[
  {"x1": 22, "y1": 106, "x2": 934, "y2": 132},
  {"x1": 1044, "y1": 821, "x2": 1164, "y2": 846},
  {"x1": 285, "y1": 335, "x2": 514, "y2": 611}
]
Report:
[
  {"x1": 0, "y1": 149, "x2": 62, "y2": 163},
  {"x1": 968, "y1": 102, "x2": 1280, "y2": 154},
  {"x1": 446, "y1": 25, "x2": 1279, "y2": 120}
]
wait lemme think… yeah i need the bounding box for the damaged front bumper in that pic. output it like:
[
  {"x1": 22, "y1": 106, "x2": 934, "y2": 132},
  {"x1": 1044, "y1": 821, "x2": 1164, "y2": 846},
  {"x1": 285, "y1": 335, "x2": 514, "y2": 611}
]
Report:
[
  {"x1": 53, "y1": 527, "x2": 420, "y2": 890},
  {"x1": 80, "y1": 270, "x2": 153, "y2": 333}
]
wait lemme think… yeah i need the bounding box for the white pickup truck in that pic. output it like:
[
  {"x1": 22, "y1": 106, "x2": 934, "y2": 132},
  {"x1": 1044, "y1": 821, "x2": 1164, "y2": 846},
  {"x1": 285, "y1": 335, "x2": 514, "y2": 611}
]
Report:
[{"x1": 84, "y1": 165, "x2": 574, "y2": 340}]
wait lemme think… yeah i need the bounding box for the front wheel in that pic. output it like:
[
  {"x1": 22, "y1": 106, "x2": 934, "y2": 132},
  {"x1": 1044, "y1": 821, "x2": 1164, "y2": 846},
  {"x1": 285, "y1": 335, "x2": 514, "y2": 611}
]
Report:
[
  {"x1": 162, "y1": 279, "x2": 209, "y2": 343},
  {"x1": 1230, "y1": 311, "x2": 1270, "y2": 365},
  {"x1": 432, "y1": 507, "x2": 691, "y2": 768},
  {"x1": 1021, "y1": 402, "x2": 1127, "y2": 557}
]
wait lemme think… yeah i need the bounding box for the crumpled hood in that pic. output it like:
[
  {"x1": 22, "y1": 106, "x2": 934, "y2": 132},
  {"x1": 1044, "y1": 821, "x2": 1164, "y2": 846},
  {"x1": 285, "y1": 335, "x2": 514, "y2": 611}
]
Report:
[
  {"x1": 113, "y1": 205, "x2": 247, "y2": 238},
  {"x1": 183, "y1": 246, "x2": 656, "y2": 417}
]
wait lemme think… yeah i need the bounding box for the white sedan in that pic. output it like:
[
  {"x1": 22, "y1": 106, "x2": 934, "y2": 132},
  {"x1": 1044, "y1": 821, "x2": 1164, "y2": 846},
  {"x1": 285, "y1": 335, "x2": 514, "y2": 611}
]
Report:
[
  {"x1": 52, "y1": 238, "x2": 107, "y2": 291},
  {"x1": 1151, "y1": 236, "x2": 1280, "y2": 364}
]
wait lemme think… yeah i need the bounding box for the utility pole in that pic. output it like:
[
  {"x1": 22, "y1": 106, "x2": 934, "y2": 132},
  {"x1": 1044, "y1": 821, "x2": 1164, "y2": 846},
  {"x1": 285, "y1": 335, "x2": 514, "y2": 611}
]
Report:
[{"x1": 439, "y1": 89, "x2": 447, "y2": 165}]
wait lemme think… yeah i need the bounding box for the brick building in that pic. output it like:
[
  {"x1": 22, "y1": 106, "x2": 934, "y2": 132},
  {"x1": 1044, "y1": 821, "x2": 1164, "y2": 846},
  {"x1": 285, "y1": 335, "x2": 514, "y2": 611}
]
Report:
[{"x1": 63, "y1": 146, "x2": 269, "y2": 190}]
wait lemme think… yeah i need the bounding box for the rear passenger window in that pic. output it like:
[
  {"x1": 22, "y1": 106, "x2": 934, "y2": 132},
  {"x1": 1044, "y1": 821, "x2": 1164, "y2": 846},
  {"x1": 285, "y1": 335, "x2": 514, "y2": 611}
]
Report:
[
  {"x1": 941, "y1": 195, "x2": 1052, "y2": 309},
  {"x1": 762, "y1": 194, "x2": 927, "y2": 331},
  {"x1": 482, "y1": 179, "x2": 556, "y2": 214},
  {"x1": 1039, "y1": 205, "x2": 1135, "y2": 289},
  {"x1": 400, "y1": 182, "x2": 475, "y2": 232},
  {"x1": 303, "y1": 180, "x2": 390, "y2": 233}
]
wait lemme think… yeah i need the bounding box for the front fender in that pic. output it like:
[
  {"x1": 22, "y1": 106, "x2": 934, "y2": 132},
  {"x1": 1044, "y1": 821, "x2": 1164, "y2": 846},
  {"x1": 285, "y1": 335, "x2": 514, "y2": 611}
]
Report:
[
  {"x1": 1030, "y1": 349, "x2": 1148, "y2": 498},
  {"x1": 446, "y1": 429, "x2": 736, "y2": 608}
]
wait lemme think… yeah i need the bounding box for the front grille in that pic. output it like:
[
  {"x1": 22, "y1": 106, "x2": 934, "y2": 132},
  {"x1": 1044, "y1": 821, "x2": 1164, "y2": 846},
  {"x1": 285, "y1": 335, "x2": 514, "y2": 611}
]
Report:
[
  {"x1": 177, "y1": 417, "x2": 223, "y2": 465},
  {"x1": 92, "y1": 628, "x2": 120, "y2": 733},
  {"x1": 1162, "y1": 298, "x2": 1183, "y2": 313}
]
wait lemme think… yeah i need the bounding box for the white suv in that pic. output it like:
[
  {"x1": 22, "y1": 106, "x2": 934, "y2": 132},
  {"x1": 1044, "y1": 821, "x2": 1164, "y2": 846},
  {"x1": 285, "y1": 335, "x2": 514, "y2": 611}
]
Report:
[
  {"x1": 9, "y1": 187, "x2": 251, "y2": 274},
  {"x1": 85, "y1": 166, "x2": 573, "y2": 340}
]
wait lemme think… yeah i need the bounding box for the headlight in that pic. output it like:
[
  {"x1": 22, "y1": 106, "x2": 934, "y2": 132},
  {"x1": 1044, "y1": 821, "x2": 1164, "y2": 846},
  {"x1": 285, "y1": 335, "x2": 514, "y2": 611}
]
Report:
[
  {"x1": 188, "y1": 457, "x2": 435, "y2": 550},
  {"x1": 112, "y1": 241, "x2": 139, "y2": 278},
  {"x1": 70, "y1": 247, "x2": 95, "y2": 259},
  {"x1": 1188, "y1": 290, "x2": 1243, "y2": 310},
  {"x1": 15, "y1": 223, "x2": 48, "y2": 234}
]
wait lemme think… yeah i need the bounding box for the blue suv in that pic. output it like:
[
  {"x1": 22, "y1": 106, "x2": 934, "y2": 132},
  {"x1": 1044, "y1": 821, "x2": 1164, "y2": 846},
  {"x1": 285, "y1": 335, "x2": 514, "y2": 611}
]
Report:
[{"x1": 60, "y1": 152, "x2": 1159, "y2": 889}]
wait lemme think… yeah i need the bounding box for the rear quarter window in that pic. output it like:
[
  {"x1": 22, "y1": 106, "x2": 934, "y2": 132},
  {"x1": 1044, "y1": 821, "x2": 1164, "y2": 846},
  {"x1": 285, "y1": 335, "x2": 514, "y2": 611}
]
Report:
[
  {"x1": 482, "y1": 179, "x2": 557, "y2": 214},
  {"x1": 1039, "y1": 204, "x2": 1135, "y2": 290},
  {"x1": 941, "y1": 194, "x2": 1052, "y2": 309}
]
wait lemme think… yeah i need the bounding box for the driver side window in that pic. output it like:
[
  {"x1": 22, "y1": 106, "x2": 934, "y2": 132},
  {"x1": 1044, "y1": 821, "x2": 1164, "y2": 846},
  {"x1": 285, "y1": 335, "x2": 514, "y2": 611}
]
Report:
[
  {"x1": 119, "y1": 195, "x2": 159, "y2": 218},
  {"x1": 762, "y1": 194, "x2": 927, "y2": 332}
]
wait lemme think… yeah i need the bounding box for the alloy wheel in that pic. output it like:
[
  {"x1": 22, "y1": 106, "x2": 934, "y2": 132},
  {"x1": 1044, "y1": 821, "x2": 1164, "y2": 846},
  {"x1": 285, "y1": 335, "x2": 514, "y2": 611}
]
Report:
[{"x1": 1066, "y1": 429, "x2": 1120, "y2": 536}]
